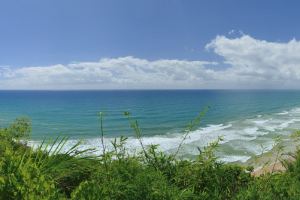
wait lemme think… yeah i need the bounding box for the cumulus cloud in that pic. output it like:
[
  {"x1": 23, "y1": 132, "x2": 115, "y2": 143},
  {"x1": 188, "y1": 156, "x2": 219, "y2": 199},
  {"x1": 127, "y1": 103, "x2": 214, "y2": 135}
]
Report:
[
  {"x1": 206, "y1": 35, "x2": 300, "y2": 88},
  {"x1": 0, "y1": 57, "x2": 218, "y2": 89},
  {"x1": 2, "y1": 34, "x2": 300, "y2": 89}
]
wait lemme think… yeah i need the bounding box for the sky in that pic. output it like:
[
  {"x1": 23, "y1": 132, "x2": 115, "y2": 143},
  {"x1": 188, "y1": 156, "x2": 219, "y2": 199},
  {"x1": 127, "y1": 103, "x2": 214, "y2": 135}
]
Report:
[{"x1": 1, "y1": 0, "x2": 300, "y2": 89}]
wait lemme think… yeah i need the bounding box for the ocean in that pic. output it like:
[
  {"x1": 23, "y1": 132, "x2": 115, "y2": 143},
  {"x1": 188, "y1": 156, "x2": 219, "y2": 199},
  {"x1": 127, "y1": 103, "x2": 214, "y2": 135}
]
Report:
[{"x1": 1, "y1": 90, "x2": 300, "y2": 162}]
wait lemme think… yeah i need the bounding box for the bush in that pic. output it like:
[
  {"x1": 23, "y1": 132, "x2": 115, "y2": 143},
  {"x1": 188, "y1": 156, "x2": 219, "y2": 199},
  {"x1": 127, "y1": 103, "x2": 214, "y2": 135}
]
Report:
[
  {"x1": 1, "y1": 116, "x2": 300, "y2": 199},
  {"x1": 235, "y1": 172, "x2": 300, "y2": 200},
  {"x1": 0, "y1": 149, "x2": 61, "y2": 200},
  {"x1": 71, "y1": 160, "x2": 190, "y2": 200}
]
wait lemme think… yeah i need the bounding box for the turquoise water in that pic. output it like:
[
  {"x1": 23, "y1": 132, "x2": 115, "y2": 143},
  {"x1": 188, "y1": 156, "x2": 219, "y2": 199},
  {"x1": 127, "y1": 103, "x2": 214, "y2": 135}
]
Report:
[{"x1": 1, "y1": 90, "x2": 300, "y2": 162}]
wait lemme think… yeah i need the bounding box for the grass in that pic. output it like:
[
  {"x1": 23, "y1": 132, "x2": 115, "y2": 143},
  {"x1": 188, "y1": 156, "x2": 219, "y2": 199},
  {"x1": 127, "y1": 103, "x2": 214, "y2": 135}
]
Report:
[{"x1": 1, "y1": 112, "x2": 300, "y2": 199}]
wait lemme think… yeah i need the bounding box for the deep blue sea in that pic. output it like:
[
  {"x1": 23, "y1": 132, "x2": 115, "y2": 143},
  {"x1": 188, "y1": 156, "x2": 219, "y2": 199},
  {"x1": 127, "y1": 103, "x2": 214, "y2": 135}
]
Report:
[{"x1": 1, "y1": 90, "x2": 300, "y2": 162}]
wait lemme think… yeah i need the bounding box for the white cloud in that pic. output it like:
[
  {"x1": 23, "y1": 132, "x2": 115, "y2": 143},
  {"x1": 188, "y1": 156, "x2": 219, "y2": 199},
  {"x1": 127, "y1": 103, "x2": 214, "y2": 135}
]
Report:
[
  {"x1": 206, "y1": 35, "x2": 300, "y2": 88},
  {"x1": 2, "y1": 34, "x2": 300, "y2": 89},
  {"x1": 0, "y1": 57, "x2": 218, "y2": 89}
]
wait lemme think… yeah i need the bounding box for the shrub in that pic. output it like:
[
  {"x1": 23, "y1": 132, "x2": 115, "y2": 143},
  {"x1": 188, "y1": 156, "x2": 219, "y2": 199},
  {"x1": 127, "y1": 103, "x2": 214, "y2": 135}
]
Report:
[
  {"x1": 71, "y1": 159, "x2": 192, "y2": 200},
  {"x1": 0, "y1": 149, "x2": 62, "y2": 200},
  {"x1": 2, "y1": 115, "x2": 300, "y2": 199},
  {"x1": 235, "y1": 172, "x2": 300, "y2": 200}
]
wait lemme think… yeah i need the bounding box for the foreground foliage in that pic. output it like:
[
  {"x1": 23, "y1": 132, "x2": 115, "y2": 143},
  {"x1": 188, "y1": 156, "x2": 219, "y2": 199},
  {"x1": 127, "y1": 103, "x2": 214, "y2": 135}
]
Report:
[{"x1": 1, "y1": 115, "x2": 300, "y2": 199}]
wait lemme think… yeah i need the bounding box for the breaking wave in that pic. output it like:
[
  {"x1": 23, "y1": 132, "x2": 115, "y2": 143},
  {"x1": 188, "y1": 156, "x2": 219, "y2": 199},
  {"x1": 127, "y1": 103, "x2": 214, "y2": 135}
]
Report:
[{"x1": 28, "y1": 107, "x2": 300, "y2": 163}]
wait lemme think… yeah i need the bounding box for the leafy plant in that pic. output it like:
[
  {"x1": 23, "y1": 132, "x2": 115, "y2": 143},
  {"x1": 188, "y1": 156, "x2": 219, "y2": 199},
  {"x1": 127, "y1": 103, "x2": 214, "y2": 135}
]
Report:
[{"x1": 1, "y1": 113, "x2": 300, "y2": 199}]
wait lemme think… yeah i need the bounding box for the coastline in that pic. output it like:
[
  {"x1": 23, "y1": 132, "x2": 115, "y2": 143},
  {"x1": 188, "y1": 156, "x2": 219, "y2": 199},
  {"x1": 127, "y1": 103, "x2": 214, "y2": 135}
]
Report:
[
  {"x1": 240, "y1": 138, "x2": 300, "y2": 176},
  {"x1": 3, "y1": 117, "x2": 300, "y2": 199}
]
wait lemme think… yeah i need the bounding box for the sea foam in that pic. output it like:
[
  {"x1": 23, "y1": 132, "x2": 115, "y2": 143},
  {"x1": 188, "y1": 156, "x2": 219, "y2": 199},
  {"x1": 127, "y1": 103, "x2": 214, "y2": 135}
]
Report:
[{"x1": 28, "y1": 107, "x2": 300, "y2": 163}]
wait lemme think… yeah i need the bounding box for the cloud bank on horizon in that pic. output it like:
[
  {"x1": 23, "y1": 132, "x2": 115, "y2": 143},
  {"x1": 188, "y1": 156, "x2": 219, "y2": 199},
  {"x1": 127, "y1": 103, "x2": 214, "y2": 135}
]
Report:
[{"x1": 1, "y1": 34, "x2": 300, "y2": 90}]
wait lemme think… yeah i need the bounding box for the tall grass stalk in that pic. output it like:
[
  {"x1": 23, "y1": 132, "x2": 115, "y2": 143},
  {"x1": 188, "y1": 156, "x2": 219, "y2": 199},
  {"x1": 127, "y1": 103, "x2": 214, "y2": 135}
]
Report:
[{"x1": 174, "y1": 106, "x2": 209, "y2": 158}]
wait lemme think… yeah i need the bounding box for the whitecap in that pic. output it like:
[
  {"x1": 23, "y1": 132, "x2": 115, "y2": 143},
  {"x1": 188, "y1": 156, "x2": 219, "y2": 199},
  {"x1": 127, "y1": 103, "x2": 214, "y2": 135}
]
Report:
[
  {"x1": 27, "y1": 106, "x2": 300, "y2": 163},
  {"x1": 276, "y1": 111, "x2": 289, "y2": 115},
  {"x1": 243, "y1": 127, "x2": 258, "y2": 135},
  {"x1": 219, "y1": 155, "x2": 251, "y2": 163}
]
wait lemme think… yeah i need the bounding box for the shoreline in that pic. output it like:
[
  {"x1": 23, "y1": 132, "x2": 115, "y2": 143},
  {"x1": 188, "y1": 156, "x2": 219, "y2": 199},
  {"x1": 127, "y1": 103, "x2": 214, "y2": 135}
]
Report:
[{"x1": 238, "y1": 138, "x2": 300, "y2": 176}]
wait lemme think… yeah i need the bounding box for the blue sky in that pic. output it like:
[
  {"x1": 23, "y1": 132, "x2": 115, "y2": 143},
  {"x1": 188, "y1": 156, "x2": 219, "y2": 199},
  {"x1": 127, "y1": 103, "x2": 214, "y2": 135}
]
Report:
[
  {"x1": 1, "y1": 0, "x2": 300, "y2": 89},
  {"x1": 1, "y1": 0, "x2": 299, "y2": 66}
]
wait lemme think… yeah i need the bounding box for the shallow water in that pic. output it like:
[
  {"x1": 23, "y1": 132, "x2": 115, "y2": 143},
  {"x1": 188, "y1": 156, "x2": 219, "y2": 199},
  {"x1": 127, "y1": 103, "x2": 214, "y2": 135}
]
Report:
[{"x1": 2, "y1": 90, "x2": 300, "y2": 162}]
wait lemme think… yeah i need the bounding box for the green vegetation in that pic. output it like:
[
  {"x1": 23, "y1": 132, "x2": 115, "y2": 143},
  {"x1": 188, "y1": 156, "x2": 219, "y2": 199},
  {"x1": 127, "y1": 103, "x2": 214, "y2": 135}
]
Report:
[{"x1": 1, "y1": 113, "x2": 300, "y2": 199}]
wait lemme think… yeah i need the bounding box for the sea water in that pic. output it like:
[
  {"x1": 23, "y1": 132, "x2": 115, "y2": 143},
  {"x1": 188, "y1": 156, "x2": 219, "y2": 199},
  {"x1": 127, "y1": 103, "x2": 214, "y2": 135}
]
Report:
[{"x1": 1, "y1": 90, "x2": 300, "y2": 162}]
